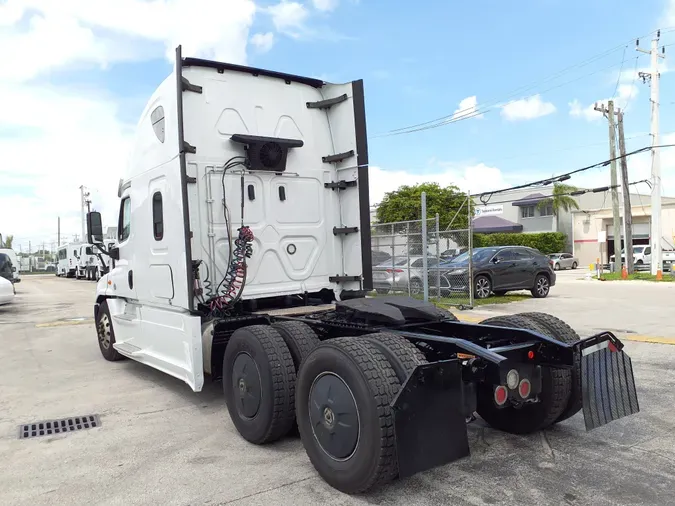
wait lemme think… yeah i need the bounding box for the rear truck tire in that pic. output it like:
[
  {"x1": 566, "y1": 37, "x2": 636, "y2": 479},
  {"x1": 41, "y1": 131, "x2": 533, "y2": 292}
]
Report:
[
  {"x1": 572, "y1": 262, "x2": 578, "y2": 269},
  {"x1": 493, "y1": 290, "x2": 508, "y2": 296},
  {"x1": 363, "y1": 332, "x2": 428, "y2": 383},
  {"x1": 476, "y1": 315, "x2": 571, "y2": 434},
  {"x1": 295, "y1": 337, "x2": 400, "y2": 494},
  {"x1": 531, "y1": 273, "x2": 551, "y2": 298},
  {"x1": 516, "y1": 312, "x2": 582, "y2": 423},
  {"x1": 474, "y1": 275, "x2": 492, "y2": 299},
  {"x1": 95, "y1": 300, "x2": 126, "y2": 362},
  {"x1": 271, "y1": 321, "x2": 321, "y2": 435},
  {"x1": 222, "y1": 325, "x2": 296, "y2": 445}
]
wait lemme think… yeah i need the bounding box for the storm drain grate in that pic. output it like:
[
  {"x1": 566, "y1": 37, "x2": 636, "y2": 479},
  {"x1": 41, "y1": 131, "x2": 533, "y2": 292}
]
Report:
[{"x1": 18, "y1": 415, "x2": 101, "y2": 440}]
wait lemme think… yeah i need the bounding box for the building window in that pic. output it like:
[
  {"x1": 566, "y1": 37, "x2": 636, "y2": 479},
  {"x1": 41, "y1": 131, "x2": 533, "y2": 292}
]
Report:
[
  {"x1": 152, "y1": 192, "x2": 164, "y2": 241},
  {"x1": 521, "y1": 206, "x2": 535, "y2": 218},
  {"x1": 540, "y1": 204, "x2": 554, "y2": 217}
]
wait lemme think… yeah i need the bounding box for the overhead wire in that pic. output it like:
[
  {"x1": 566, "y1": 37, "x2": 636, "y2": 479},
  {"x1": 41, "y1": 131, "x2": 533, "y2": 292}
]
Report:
[
  {"x1": 373, "y1": 30, "x2": 662, "y2": 138},
  {"x1": 477, "y1": 143, "x2": 675, "y2": 204}
]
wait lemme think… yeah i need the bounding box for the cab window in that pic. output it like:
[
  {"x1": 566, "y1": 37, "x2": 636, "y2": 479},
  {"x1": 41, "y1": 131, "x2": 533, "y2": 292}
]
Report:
[{"x1": 119, "y1": 197, "x2": 131, "y2": 242}]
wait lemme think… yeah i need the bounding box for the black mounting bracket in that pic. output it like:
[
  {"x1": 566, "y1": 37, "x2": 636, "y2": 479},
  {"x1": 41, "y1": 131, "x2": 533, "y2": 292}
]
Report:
[
  {"x1": 181, "y1": 77, "x2": 203, "y2": 94},
  {"x1": 330, "y1": 275, "x2": 361, "y2": 283},
  {"x1": 324, "y1": 180, "x2": 357, "y2": 191},
  {"x1": 306, "y1": 93, "x2": 348, "y2": 110},
  {"x1": 333, "y1": 226, "x2": 359, "y2": 235},
  {"x1": 183, "y1": 141, "x2": 196, "y2": 154},
  {"x1": 186, "y1": 176, "x2": 197, "y2": 184},
  {"x1": 322, "y1": 150, "x2": 355, "y2": 164}
]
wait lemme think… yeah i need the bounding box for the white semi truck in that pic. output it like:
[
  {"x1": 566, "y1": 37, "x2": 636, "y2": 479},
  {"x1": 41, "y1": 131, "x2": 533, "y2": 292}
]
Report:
[{"x1": 86, "y1": 46, "x2": 640, "y2": 494}]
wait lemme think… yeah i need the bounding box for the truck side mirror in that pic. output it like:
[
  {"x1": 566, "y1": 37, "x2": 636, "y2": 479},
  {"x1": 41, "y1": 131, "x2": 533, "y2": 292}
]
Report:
[
  {"x1": 109, "y1": 246, "x2": 120, "y2": 261},
  {"x1": 87, "y1": 211, "x2": 104, "y2": 244}
]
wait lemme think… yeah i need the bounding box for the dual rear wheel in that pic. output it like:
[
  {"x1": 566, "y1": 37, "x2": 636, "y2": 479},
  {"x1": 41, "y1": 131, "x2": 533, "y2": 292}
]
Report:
[{"x1": 222, "y1": 323, "x2": 427, "y2": 494}]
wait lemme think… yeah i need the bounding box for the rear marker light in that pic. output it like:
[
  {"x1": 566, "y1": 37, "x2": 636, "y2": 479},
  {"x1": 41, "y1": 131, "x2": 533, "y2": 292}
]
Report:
[
  {"x1": 506, "y1": 369, "x2": 519, "y2": 389},
  {"x1": 527, "y1": 350, "x2": 535, "y2": 360},
  {"x1": 518, "y1": 379, "x2": 531, "y2": 399},
  {"x1": 494, "y1": 385, "x2": 508, "y2": 406}
]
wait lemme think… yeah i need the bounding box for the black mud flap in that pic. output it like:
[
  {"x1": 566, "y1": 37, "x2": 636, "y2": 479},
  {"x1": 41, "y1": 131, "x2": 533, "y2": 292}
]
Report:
[
  {"x1": 579, "y1": 333, "x2": 640, "y2": 430},
  {"x1": 391, "y1": 360, "x2": 469, "y2": 478}
]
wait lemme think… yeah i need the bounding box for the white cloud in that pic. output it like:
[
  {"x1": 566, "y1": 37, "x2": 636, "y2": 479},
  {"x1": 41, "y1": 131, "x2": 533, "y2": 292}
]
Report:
[
  {"x1": 250, "y1": 32, "x2": 275, "y2": 53},
  {"x1": 451, "y1": 96, "x2": 483, "y2": 121},
  {"x1": 569, "y1": 83, "x2": 639, "y2": 122},
  {"x1": 267, "y1": 1, "x2": 309, "y2": 37},
  {"x1": 500, "y1": 94, "x2": 556, "y2": 121},
  {"x1": 311, "y1": 0, "x2": 339, "y2": 11},
  {"x1": 1, "y1": 0, "x2": 257, "y2": 83}
]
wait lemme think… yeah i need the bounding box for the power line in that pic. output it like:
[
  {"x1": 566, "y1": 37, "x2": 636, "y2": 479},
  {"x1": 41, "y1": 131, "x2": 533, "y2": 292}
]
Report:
[
  {"x1": 478, "y1": 143, "x2": 675, "y2": 204},
  {"x1": 373, "y1": 31, "x2": 662, "y2": 138},
  {"x1": 612, "y1": 44, "x2": 629, "y2": 99},
  {"x1": 475, "y1": 179, "x2": 651, "y2": 206},
  {"x1": 374, "y1": 59, "x2": 629, "y2": 138}
]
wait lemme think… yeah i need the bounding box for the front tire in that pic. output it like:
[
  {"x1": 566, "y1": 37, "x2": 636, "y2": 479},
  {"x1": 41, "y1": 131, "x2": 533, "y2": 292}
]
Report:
[
  {"x1": 222, "y1": 325, "x2": 296, "y2": 445},
  {"x1": 96, "y1": 301, "x2": 125, "y2": 362},
  {"x1": 531, "y1": 274, "x2": 550, "y2": 298},
  {"x1": 296, "y1": 337, "x2": 400, "y2": 494},
  {"x1": 571, "y1": 262, "x2": 577, "y2": 269},
  {"x1": 554, "y1": 263, "x2": 560, "y2": 271},
  {"x1": 474, "y1": 275, "x2": 492, "y2": 299}
]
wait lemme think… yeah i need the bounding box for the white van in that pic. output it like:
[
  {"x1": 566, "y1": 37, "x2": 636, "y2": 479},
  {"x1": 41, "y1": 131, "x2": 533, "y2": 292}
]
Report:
[{"x1": 0, "y1": 248, "x2": 20, "y2": 283}]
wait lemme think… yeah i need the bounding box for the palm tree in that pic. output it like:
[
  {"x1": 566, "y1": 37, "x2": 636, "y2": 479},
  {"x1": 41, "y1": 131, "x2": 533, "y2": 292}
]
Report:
[{"x1": 537, "y1": 183, "x2": 580, "y2": 238}]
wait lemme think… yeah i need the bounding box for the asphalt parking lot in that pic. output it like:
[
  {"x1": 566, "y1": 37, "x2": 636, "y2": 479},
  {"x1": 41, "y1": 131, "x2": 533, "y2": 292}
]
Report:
[{"x1": 1, "y1": 275, "x2": 675, "y2": 506}]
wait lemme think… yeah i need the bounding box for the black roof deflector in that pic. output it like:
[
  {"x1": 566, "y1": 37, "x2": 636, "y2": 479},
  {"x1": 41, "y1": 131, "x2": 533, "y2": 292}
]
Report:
[{"x1": 182, "y1": 57, "x2": 325, "y2": 88}]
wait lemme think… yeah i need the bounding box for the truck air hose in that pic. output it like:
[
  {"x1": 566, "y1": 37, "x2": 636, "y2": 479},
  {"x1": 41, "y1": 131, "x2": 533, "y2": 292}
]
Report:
[{"x1": 209, "y1": 226, "x2": 254, "y2": 312}]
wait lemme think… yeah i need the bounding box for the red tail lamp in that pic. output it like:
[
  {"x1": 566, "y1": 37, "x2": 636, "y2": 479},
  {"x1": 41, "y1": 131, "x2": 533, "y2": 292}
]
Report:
[{"x1": 494, "y1": 385, "x2": 508, "y2": 406}]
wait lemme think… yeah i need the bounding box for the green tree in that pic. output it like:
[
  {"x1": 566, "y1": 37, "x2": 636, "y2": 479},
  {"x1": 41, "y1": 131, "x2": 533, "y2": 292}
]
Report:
[
  {"x1": 536, "y1": 183, "x2": 580, "y2": 220},
  {"x1": 375, "y1": 182, "x2": 471, "y2": 231},
  {"x1": 1, "y1": 234, "x2": 13, "y2": 249}
]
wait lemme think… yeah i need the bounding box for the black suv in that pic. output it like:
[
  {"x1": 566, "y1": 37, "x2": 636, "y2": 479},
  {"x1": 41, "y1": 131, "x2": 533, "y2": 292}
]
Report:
[{"x1": 432, "y1": 246, "x2": 556, "y2": 299}]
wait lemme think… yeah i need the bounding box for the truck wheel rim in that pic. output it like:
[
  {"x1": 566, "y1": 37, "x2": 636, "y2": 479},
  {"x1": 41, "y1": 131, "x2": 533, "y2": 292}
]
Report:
[
  {"x1": 98, "y1": 314, "x2": 111, "y2": 350},
  {"x1": 309, "y1": 372, "x2": 360, "y2": 461},
  {"x1": 232, "y1": 353, "x2": 262, "y2": 419},
  {"x1": 537, "y1": 277, "x2": 549, "y2": 296},
  {"x1": 476, "y1": 278, "x2": 490, "y2": 298}
]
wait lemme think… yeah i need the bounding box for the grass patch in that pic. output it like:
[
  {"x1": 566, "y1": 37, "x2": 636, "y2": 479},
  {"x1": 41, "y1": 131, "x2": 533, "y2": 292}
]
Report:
[
  {"x1": 368, "y1": 291, "x2": 532, "y2": 307},
  {"x1": 594, "y1": 272, "x2": 675, "y2": 282}
]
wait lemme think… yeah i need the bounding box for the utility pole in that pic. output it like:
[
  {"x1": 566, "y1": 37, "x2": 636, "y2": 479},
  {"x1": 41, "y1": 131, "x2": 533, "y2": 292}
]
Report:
[
  {"x1": 617, "y1": 109, "x2": 635, "y2": 273},
  {"x1": 594, "y1": 100, "x2": 622, "y2": 272},
  {"x1": 58, "y1": 216, "x2": 61, "y2": 247},
  {"x1": 79, "y1": 185, "x2": 91, "y2": 244},
  {"x1": 637, "y1": 32, "x2": 666, "y2": 275}
]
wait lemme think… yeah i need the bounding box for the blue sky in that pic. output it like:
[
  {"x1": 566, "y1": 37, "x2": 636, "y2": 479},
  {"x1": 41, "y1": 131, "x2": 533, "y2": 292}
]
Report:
[{"x1": 2, "y1": 0, "x2": 675, "y2": 250}]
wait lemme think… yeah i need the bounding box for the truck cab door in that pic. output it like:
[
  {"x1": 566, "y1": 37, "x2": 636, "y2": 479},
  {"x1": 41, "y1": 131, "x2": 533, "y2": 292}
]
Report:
[{"x1": 107, "y1": 194, "x2": 137, "y2": 301}]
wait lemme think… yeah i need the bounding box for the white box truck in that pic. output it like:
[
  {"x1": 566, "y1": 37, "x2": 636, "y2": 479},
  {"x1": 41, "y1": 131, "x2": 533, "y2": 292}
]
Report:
[
  {"x1": 86, "y1": 46, "x2": 640, "y2": 494},
  {"x1": 56, "y1": 243, "x2": 80, "y2": 278}
]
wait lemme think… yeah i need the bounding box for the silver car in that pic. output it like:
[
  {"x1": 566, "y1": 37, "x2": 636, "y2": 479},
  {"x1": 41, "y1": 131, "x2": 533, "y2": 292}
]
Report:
[
  {"x1": 372, "y1": 256, "x2": 439, "y2": 295},
  {"x1": 548, "y1": 252, "x2": 578, "y2": 270}
]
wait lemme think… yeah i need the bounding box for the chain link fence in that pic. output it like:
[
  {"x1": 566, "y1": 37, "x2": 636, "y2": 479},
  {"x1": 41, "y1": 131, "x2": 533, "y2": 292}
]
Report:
[{"x1": 370, "y1": 192, "x2": 474, "y2": 306}]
